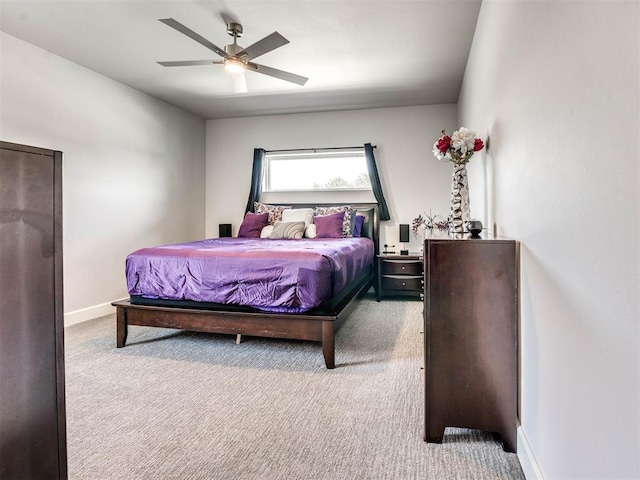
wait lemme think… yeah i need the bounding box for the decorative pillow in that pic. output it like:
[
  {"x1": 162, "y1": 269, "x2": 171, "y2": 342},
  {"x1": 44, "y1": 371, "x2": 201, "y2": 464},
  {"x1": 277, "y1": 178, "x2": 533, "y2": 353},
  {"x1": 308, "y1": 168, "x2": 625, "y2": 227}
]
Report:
[
  {"x1": 314, "y1": 211, "x2": 345, "y2": 238},
  {"x1": 254, "y1": 202, "x2": 292, "y2": 225},
  {"x1": 304, "y1": 224, "x2": 317, "y2": 239},
  {"x1": 260, "y1": 225, "x2": 274, "y2": 238},
  {"x1": 269, "y1": 221, "x2": 306, "y2": 239},
  {"x1": 353, "y1": 214, "x2": 365, "y2": 237},
  {"x1": 314, "y1": 205, "x2": 354, "y2": 237},
  {"x1": 237, "y1": 212, "x2": 269, "y2": 238},
  {"x1": 281, "y1": 208, "x2": 314, "y2": 226}
]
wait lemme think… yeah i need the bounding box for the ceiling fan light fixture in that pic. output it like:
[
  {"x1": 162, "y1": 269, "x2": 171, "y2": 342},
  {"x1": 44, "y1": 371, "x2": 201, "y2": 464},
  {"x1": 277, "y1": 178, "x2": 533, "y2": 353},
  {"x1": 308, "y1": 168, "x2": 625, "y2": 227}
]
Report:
[{"x1": 224, "y1": 57, "x2": 245, "y2": 74}]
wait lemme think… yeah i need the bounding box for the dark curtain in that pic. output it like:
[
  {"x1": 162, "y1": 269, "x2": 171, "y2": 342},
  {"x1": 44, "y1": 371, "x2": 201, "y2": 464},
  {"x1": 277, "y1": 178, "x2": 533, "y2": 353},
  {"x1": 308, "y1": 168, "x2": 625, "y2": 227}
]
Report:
[
  {"x1": 364, "y1": 143, "x2": 390, "y2": 221},
  {"x1": 244, "y1": 148, "x2": 266, "y2": 213}
]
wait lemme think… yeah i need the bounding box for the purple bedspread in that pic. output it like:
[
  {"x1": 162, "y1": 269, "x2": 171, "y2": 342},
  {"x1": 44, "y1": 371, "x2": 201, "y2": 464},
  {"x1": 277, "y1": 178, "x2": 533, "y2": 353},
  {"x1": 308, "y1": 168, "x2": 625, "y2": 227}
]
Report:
[{"x1": 126, "y1": 237, "x2": 374, "y2": 313}]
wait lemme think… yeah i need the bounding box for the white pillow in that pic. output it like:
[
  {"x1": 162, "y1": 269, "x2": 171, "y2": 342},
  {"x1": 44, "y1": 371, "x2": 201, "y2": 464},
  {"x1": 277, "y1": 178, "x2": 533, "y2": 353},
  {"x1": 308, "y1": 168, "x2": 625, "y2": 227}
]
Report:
[
  {"x1": 304, "y1": 224, "x2": 317, "y2": 238},
  {"x1": 281, "y1": 208, "x2": 314, "y2": 226},
  {"x1": 269, "y1": 221, "x2": 305, "y2": 239},
  {"x1": 260, "y1": 225, "x2": 274, "y2": 238}
]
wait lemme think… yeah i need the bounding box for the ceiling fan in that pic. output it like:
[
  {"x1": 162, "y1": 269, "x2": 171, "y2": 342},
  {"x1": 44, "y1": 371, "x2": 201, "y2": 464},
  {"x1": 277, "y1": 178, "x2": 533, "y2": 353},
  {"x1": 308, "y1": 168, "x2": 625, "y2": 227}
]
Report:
[{"x1": 157, "y1": 18, "x2": 308, "y2": 93}]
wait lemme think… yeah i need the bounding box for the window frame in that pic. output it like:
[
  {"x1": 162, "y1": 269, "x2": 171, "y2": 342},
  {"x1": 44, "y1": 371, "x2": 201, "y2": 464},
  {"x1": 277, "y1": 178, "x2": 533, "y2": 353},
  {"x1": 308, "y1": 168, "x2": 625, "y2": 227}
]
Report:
[{"x1": 262, "y1": 148, "x2": 372, "y2": 193}]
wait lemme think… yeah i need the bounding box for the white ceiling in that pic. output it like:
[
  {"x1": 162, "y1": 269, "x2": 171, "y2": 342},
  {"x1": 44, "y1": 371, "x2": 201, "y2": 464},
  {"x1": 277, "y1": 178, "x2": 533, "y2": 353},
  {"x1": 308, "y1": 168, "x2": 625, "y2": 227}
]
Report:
[{"x1": 0, "y1": 0, "x2": 481, "y2": 119}]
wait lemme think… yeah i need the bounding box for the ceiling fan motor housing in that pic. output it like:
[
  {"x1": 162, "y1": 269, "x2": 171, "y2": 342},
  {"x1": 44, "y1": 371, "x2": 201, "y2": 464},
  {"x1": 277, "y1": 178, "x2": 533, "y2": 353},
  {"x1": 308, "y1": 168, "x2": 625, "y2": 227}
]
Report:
[{"x1": 225, "y1": 43, "x2": 243, "y2": 56}]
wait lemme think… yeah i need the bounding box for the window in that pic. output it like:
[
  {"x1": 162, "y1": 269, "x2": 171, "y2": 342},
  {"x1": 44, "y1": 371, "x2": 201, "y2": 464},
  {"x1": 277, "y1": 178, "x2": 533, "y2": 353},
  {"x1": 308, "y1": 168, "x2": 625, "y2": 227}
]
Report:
[{"x1": 263, "y1": 148, "x2": 371, "y2": 192}]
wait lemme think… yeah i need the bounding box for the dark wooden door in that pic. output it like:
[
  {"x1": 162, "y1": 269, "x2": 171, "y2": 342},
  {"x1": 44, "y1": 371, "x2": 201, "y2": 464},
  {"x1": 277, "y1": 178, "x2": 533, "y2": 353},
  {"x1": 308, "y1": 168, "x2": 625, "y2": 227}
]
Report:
[
  {"x1": 424, "y1": 238, "x2": 517, "y2": 452},
  {"x1": 0, "y1": 142, "x2": 66, "y2": 479}
]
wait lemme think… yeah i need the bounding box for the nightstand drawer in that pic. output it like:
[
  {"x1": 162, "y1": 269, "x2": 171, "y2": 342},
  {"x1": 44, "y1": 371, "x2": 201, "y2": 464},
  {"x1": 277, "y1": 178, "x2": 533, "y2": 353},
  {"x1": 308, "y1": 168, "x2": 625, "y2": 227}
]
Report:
[
  {"x1": 381, "y1": 275, "x2": 423, "y2": 292},
  {"x1": 380, "y1": 260, "x2": 422, "y2": 276}
]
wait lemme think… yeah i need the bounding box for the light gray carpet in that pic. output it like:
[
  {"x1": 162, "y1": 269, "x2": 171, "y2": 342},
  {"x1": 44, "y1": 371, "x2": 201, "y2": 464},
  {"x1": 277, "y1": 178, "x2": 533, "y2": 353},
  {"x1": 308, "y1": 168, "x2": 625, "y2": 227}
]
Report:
[{"x1": 64, "y1": 294, "x2": 524, "y2": 480}]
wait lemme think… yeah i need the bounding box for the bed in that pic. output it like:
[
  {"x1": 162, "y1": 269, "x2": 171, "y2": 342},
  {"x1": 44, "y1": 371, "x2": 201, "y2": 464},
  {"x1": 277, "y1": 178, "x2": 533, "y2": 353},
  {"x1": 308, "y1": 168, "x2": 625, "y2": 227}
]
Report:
[{"x1": 112, "y1": 203, "x2": 379, "y2": 368}]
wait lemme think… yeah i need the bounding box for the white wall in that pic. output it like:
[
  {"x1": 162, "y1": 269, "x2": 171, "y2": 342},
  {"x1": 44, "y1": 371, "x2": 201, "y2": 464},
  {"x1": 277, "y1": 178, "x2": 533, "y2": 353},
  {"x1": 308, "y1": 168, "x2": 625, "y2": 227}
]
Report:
[
  {"x1": 0, "y1": 32, "x2": 206, "y2": 324},
  {"x1": 459, "y1": 2, "x2": 639, "y2": 479},
  {"x1": 206, "y1": 105, "x2": 458, "y2": 252}
]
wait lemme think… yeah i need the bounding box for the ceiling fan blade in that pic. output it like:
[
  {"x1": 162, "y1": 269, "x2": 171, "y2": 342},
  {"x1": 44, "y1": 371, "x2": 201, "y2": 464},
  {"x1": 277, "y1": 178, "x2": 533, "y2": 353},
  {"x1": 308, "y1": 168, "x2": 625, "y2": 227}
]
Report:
[
  {"x1": 236, "y1": 32, "x2": 289, "y2": 61},
  {"x1": 157, "y1": 60, "x2": 222, "y2": 67},
  {"x1": 159, "y1": 18, "x2": 228, "y2": 59},
  {"x1": 231, "y1": 73, "x2": 248, "y2": 94},
  {"x1": 247, "y1": 62, "x2": 308, "y2": 86}
]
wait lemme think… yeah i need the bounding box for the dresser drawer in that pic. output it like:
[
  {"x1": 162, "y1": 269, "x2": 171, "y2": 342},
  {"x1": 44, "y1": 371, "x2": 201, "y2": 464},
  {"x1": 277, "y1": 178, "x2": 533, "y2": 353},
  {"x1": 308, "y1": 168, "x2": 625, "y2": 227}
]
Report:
[
  {"x1": 380, "y1": 259, "x2": 422, "y2": 276},
  {"x1": 381, "y1": 275, "x2": 423, "y2": 292}
]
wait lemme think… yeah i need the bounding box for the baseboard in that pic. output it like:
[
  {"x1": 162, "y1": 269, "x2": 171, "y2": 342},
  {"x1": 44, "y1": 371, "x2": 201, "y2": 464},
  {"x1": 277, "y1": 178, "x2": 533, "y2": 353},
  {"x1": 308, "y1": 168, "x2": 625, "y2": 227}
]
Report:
[
  {"x1": 64, "y1": 298, "x2": 128, "y2": 327},
  {"x1": 517, "y1": 426, "x2": 544, "y2": 480}
]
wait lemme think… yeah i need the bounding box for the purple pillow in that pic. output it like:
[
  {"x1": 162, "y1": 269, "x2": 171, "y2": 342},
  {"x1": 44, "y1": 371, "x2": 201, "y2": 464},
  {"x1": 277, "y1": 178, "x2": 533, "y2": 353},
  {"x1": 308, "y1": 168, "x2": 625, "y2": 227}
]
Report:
[
  {"x1": 314, "y1": 211, "x2": 345, "y2": 238},
  {"x1": 353, "y1": 215, "x2": 365, "y2": 237},
  {"x1": 237, "y1": 212, "x2": 269, "y2": 238}
]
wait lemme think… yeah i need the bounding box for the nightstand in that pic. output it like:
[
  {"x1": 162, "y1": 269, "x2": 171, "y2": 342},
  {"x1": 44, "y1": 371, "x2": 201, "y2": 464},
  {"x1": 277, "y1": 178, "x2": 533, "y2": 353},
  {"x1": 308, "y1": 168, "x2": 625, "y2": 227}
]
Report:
[{"x1": 376, "y1": 253, "x2": 423, "y2": 301}]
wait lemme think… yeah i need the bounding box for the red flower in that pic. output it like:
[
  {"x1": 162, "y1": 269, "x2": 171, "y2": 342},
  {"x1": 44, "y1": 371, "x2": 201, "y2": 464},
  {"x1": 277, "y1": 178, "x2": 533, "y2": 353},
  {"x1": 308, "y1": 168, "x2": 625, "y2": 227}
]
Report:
[
  {"x1": 436, "y1": 135, "x2": 451, "y2": 153},
  {"x1": 473, "y1": 138, "x2": 484, "y2": 151}
]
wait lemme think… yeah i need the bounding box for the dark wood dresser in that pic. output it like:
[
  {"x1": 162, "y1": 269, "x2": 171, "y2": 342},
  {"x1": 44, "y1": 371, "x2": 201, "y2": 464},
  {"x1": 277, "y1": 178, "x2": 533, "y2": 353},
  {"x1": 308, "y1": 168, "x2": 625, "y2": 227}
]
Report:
[
  {"x1": 376, "y1": 253, "x2": 423, "y2": 301},
  {"x1": 423, "y1": 234, "x2": 518, "y2": 452},
  {"x1": 0, "y1": 142, "x2": 67, "y2": 478}
]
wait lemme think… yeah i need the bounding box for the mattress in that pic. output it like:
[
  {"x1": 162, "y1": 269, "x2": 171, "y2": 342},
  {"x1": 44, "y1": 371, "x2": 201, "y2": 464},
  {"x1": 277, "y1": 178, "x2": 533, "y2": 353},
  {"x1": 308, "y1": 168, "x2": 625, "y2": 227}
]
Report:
[{"x1": 126, "y1": 237, "x2": 375, "y2": 313}]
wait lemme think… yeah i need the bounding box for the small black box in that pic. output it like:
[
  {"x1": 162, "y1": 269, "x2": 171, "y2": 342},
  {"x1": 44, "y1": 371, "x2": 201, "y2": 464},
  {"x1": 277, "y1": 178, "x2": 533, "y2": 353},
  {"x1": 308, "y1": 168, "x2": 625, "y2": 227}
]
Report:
[
  {"x1": 399, "y1": 224, "x2": 410, "y2": 243},
  {"x1": 219, "y1": 223, "x2": 232, "y2": 237}
]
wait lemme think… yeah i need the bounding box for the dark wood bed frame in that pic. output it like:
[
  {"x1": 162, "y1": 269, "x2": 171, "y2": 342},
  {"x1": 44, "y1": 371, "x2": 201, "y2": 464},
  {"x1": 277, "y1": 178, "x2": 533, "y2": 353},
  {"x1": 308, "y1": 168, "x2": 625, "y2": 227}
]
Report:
[{"x1": 112, "y1": 203, "x2": 379, "y2": 369}]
